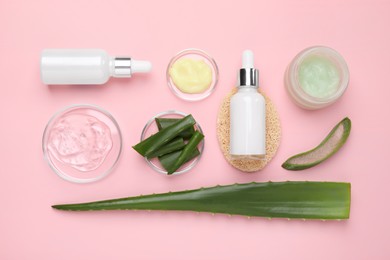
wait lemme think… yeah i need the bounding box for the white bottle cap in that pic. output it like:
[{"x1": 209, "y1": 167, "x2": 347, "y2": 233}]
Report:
[
  {"x1": 242, "y1": 50, "x2": 254, "y2": 68},
  {"x1": 237, "y1": 49, "x2": 259, "y2": 87},
  {"x1": 131, "y1": 59, "x2": 152, "y2": 73},
  {"x1": 112, "y1": 58, "x2": 152, "y2": 77}
]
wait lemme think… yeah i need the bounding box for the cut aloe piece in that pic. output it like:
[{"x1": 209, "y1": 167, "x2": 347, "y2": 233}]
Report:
[
  {"x1": 146, "y1": 137, "x2": 185, "y2": 159},
  {"x1": 167, "y1": 131, "x2": 204, "y2": 174},
  {"x1": 133, "y1": 115, "x2": 196, "y2": 157},
  {"x1": 155, "y1": 118, "x2": 195, "y2": 139},
  {"x1": 159, "y1": 147, "x2": 200, "y2": 173},
  {"x1": 282, "y1": 117, "x2": 351, "y2": 171},
  {"x1": 52, "y1": 182, "x2": 351, "y2": 220}
]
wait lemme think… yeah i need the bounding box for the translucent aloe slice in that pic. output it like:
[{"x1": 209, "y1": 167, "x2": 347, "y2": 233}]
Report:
[{"x1": 282, "y1": 117, "x2": 351, "y2": 171}]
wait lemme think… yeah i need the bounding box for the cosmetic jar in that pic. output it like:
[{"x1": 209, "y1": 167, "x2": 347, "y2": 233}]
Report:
[
  {"x1": 42, "y1": 104, "x2": 122, "y2": 183},
  {"x1": 167, "y1": 49, "x2": 219, "y2": 101},
  {"x1": 140, "y1": 110, "x2": 204, "y2": 175},
  {"x1": 285, "y1": 46, "x2": 349, "y2": 109}
]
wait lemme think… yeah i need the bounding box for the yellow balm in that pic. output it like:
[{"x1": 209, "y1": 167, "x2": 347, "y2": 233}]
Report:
[{"x1": 169, "y1": 58, "x2": 212, "y2": 94}]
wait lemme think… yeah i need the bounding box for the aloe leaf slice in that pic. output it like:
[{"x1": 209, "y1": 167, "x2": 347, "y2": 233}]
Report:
[
  {"x1": 159, "y1": 148, "x2": 200, "y2": 173},
  {"x1": 167, "y1": 131, "x2": 204, "y2": 175},
  {"x1": 282, "y1": 117, "x2": 351, "y2": 171},
  {"x1": 155, "y1": 118, "x2": 195, "y2": 139},
  {"x1": 146, "y1": 137, "x2": 185, "y2": 159},
  {"x1": 133, "y1": 115, "x2": 196, "y2": 157},
  {"x1": 52, "y1": 181, "x2": 351, "y2": 220}
]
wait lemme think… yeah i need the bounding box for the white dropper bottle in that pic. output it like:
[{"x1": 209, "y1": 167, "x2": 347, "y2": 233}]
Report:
[
  {"x1": 40, "y1": 49, "x2": 152, "y2": 85},
  {"x1": 230, "y1": 50, "x2": 266, "y2": 160}
]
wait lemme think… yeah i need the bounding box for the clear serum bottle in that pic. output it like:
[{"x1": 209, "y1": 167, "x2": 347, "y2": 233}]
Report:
[{"x1": 230, "y1": 50, "x2": 266, "y2": 160}]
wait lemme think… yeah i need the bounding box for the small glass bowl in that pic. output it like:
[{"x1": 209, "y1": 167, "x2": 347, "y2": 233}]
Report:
[
  {"x1": 166, "y1": 48, "x2": 219, "y2": 101},
  {"x1": 140, "y1": 110, "x2": 204, "y2": 175},
  {"x1": 42, "y1": 104, "x2": 122, "y2": 183}
]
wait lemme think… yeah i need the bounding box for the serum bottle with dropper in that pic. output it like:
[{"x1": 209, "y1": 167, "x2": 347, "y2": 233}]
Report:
[
  {"x1": 40, "y1": 49, "x2": 152, "y2": 85},
  {"x1": 230, "y1": 50, "x2": 266, "y2": 160}
]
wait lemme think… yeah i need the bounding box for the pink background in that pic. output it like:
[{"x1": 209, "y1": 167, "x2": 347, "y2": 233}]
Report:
[{"x1": 1, "y1": 0, "x2": 389, "y2": 259}]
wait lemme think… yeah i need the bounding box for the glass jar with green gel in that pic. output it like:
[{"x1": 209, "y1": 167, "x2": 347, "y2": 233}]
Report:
[{"x1": 285, "y1": 46, "x2": 349, "y2": 110}]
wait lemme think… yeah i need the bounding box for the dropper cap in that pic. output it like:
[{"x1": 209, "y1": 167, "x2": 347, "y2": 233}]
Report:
[
  {"x1": 112, "y1": 57, "x2": 152, "y2": 77},
  {"x1": 237, "y1": 50, "x2": 259, "y2": 88}
]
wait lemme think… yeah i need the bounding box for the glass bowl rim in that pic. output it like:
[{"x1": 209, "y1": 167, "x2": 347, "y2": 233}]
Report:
[
  {"x1": 166, "y1": 48, "x2": 219, "y2": 102},
  {"x1": 42, "y1": 103, "x2": 123, "y2": 183},
  {"x1": 140, "y1": 110, "x2": 204, "y2": 175}
]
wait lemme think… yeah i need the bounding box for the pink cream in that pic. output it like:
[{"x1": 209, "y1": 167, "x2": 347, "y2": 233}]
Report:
[{"x1": 47, "y1": 113, "x2": 113, "y2": 171}]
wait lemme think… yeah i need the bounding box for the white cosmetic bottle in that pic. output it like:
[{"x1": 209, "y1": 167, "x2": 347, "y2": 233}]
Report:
[
  {"x1": 40, "y1": 49, "x2": 152, "y2": 85},
  {"x1": 230, "y1": 50, "x2": 266, "y2": 160}
]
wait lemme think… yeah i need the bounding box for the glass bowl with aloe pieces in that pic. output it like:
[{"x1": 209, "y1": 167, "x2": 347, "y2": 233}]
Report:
[{"x1": 133, "y1": 110, "x2": 204, "y2": 175}]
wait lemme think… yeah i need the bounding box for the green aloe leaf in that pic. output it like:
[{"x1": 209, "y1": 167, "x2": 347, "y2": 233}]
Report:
[
  {"x1": 146, "y1": 137, "x2": 185, "y2": 159},
  {"x1": 167, "y1": 131, "x2": 204, "y2": 174},
  {"x1": 133, "y1": 115, "x2": 196, "y2": 157},
  {"x1": 159, "y1": 148, "x2": 200, "y2": 173},
  {"x1": 52, "y1": 181, "x2": 351, "y2": 220},
  {"x1": 155, "y1": 118, "x2": 195, "y2": 139}
]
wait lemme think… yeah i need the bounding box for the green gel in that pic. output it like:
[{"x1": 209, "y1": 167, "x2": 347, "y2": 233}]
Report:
[{"x1": 298, "y1": 55, "x2": 340, "y2": 99}]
